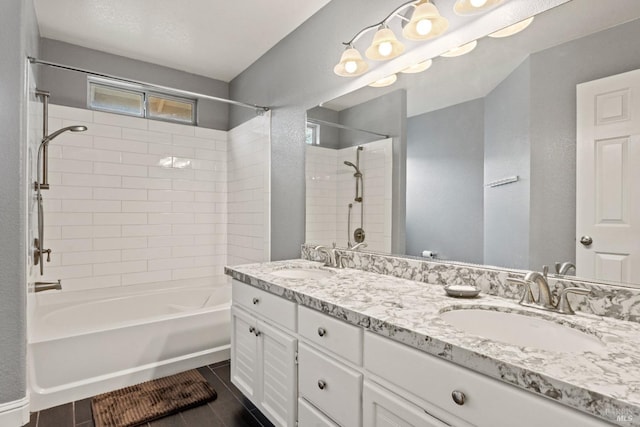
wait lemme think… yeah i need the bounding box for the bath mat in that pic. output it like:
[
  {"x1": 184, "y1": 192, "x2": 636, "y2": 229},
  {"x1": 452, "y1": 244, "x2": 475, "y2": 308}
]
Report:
[{"x1": 91, "y1": 370, "x2": 217, "y2": 427}]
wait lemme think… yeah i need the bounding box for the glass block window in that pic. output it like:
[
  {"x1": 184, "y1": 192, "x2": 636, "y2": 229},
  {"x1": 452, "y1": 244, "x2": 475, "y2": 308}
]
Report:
[{"x1": 88, "y1": 77, "x2": 197, "y2": 125}]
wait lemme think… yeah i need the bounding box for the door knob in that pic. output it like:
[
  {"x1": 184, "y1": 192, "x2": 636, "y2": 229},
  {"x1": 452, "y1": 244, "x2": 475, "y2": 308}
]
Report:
[{"x1": 580, "y1": 236, "x2": 593, "y2": 246}]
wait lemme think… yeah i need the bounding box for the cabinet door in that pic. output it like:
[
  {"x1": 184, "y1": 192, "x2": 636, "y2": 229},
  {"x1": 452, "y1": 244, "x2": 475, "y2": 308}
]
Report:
[
  {"x1": 257, "y1": 319, "x2": 298, "y2": 427},
  {"x1": 363, "y1": 381, "x2": 450, "y2": 427},
  {"x1": 230, "y1": 307, "x2": 259, "y2": 403}
]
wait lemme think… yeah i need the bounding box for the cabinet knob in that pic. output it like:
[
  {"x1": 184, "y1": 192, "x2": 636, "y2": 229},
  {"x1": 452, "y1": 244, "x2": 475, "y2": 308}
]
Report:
[
  {"x1": 451, "y1": 390, "x2": 466, "y2": 406},
  {"x1": 254, "y1": 330, "x2": 261, "y2": 337},
  {"x1": 249, "y1": 326, "x2": 255, "y2": 334},
  {"x1": 252, "y1": 297, "x2": 260, "y2": 305},
  {"x1": 317, "y1": 327, "x2": 327, "y2": 337},
  {"x1": 317, "y1": 380, "x2": 327, "y2": 390}
]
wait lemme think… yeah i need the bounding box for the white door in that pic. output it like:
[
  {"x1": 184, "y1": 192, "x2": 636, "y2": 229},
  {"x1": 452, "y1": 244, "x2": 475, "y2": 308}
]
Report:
[
  {"x1": 577, "y1": 69, "x2": 640, "y2": 284},
  {"x1": 230, "y1": 307, "x2": 259, "y2": 403}
]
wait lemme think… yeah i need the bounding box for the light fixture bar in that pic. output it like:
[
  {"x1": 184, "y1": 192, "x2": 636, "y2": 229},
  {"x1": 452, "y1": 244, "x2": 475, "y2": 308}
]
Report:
[{"x1": 342, "y1": 0, "x2": 419, "y2": 46}]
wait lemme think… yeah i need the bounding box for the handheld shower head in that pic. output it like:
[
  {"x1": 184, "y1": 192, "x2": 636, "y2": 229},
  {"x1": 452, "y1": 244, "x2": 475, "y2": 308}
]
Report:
[
  {"x1": 344, "y1": 160, "x2": 361, "y2": 175},
  {"x1": 43, "y1": 125, "x2": 88, "y2": 144}
]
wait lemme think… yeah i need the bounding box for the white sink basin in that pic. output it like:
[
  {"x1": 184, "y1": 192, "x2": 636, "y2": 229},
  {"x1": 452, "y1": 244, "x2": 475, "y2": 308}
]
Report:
[
  {"x1": 440, "y1": 308, "x2": 604, "y2": 353},
  {"x1": 269, "y1": 267, "x2": 334, "y2": 279}
]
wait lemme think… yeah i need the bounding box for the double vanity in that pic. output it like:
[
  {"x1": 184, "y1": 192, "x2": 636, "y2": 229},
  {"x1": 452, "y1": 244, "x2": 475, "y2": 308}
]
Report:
[{"x1": 225, "y1": 252, "x2": 640, "y2": 427}]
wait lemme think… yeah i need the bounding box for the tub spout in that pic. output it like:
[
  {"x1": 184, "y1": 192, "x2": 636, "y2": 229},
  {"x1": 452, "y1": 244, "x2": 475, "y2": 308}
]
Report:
[{"x1": 34, "y1": 280, "x2": 62, "y2": 292}]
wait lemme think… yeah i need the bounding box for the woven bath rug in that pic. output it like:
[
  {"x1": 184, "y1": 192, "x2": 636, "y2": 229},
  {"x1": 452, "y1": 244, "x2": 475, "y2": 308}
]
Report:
[{"x1": 91, "y1": 370, "x2": 217, "y2": 427}]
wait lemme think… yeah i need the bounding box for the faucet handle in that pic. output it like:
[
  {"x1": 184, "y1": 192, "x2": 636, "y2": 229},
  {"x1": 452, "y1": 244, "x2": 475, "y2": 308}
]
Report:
[
  {"x1": 542, "y1": 265, "x2": 549, "y2": 278},
  {"x1": 507, "y1": 278, "x2": 536, "y2": 305},
  {"x1": 557, "y1": 287, "x2": 591, "y2": 315}
]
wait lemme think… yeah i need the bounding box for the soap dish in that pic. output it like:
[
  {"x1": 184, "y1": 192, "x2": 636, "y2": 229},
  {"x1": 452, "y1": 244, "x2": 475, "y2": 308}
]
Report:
[{"x1": 444, "y1": 284, "x2": 481, "y2": 298}]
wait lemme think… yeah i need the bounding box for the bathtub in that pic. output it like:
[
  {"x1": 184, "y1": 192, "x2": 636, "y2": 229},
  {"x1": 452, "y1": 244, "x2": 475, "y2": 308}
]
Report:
[{"x1": 28, "y1": 284, "x2": 231, "y2": 411}]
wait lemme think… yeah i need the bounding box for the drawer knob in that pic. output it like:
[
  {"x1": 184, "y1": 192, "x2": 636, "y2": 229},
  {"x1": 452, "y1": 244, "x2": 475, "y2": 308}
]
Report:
[
  {"x1": 317, "y1": 327, "x2": 327, "y2": 337},
  {"x1": 252, "y1": 297, "x2": 260, "y2": 305},
  {"x1": 451, "y1": 390, "x2": 466, "y2": 406},
  {"x1": 254, "y1": 330, "x2": 261, "y2": 337},
  {"x1": 317, "y1": 380, "x2": 327, "y2": 390},
  {"x1": 249, "y1": 326, "x2": 255, "y2": 334}
]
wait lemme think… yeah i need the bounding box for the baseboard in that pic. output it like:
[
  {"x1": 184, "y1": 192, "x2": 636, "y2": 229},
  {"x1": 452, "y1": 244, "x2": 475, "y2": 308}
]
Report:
[{"x1": 0, "y1": 397, "x2": 29, "y2": 427}]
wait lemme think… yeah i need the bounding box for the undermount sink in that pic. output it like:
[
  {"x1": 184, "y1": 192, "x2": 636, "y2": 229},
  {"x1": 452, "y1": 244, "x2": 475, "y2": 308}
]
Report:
[
  {"x1": 440, "y1": 308, "x2": 604, "y2": 353},
  {"x1": 269, "y1": 267, "x2": 335, "y2": 279}
]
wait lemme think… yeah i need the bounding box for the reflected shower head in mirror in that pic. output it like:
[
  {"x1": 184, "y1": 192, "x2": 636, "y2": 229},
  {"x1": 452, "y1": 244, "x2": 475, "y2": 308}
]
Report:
[
  {"x1": 42, "y1": 125, "x2": 88, "y2": 145},
  {"x1": 344, "y1": 161, "x2": 362, "y2": 176}
]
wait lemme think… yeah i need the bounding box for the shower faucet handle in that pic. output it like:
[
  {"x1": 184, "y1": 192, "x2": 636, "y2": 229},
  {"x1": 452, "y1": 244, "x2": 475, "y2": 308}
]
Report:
[{"x1": 43, "y1": 248, "x2": 52, "y2": 262}]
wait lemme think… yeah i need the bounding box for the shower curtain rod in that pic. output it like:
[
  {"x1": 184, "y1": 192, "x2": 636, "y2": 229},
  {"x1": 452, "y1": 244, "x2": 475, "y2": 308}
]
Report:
[
  {"x1": 28, "y1": 57, "x2": 270, "y2": 112},
  {"x1": 306, "y1": 118, "x2": 389, "y2": 139}
]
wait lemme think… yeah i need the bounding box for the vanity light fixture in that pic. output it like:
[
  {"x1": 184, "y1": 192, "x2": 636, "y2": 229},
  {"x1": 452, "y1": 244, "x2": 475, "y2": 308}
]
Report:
[
  {"x1": 333, "y1": 0, "x2": 448, "y2": 77},
  {"x1": 454, "y1": 0, "x2": 504, "y2": 16},
  {"x1": 488, "y1": 16, "x2": 534, "y2": 38},
  {"x1": 369, "y1": 74, "x2": 398, "y2": 87},
  {"x1": 334, "y1": 45, "x2": 369, "y2": 76},
  {"x1": 365, "y1": 25, "x2": 405, "y2": 60},
  {"x1": 440, "y1": 40, "x2": 478, "y2": 57},
  {"x1": 402, "y1": 0, "x2": 449, "y2": 41},
  {"x1": 401, "y1": 59, "x2": 433, "y2": 74}
]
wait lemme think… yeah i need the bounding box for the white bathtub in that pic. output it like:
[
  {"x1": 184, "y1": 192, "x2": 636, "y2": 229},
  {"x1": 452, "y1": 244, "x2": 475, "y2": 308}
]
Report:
[{"x1": 28, "y1": 284, "x2": 231, "y2": 411}]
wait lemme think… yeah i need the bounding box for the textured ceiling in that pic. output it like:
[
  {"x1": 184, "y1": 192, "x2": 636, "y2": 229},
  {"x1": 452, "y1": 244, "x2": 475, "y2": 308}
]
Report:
[{"x1": 34, "y1": 0, "x2": 332, "y2": 82}]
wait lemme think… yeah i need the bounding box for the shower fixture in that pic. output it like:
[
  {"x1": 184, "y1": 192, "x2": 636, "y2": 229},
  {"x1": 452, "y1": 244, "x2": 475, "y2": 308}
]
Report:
[
  {"x1": 344, "y1": 146, "x2": 365, "y2": 247},
  {"x1": 34, "y1": 90, "x2": 88, "y2": 275}
]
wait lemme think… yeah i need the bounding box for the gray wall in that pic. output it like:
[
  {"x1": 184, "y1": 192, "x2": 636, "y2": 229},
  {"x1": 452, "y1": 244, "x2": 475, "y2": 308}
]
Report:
[
  {"x1": 528, "y1": 18, "x2": 640, "y2": 269},
  {"x1": 484, "y1": 58, "x2": 530, "y2": 269},
  {"x1": 406, "y1": 99, "x2": 484, "y2": 263},
  {"x1": 39, "y1": 38, "x2": 230, "y2": 130},
  {"x1": 229, "y1": 0, "x2": 408, "y2": 260},
  {"x1": 0, "y1": 0, "x2": 39, "y2": 405}
]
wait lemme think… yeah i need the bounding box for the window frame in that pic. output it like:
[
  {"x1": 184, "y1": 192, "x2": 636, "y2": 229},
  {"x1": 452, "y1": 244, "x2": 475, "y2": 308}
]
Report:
[
  {"x1": 87, "y1": 76, "x2": 198, "y2": 125},
  {"x1": 306, "y1": 122, "x2": 320, "y2": 145}
]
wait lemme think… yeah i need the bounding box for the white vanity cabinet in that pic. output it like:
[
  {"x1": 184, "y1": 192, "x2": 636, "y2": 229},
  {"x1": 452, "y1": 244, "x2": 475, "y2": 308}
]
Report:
[{"x1": 230, "y1": 281, "x2": 298, "y2": 427}]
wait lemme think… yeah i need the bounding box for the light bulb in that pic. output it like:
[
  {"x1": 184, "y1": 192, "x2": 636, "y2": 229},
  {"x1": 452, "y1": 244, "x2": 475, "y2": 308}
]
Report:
[
  {"x1": 378, "y1": 41, "x2": 393, "y2": 57},
  {"x1": 470, "y1": 0, "x2": 488, "y2": 7},
  {"x1": 416, "y1": 19, "x2": 433, "y2": 36},
  {"x1": 344, "y1": 61, "x2": 358, "y2": 74}
]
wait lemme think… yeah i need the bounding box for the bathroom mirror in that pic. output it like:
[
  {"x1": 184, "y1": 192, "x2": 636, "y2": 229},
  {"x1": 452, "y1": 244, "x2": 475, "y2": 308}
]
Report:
[{"x1": 304, "y1": 0, "x2": 640, "y2": 288}]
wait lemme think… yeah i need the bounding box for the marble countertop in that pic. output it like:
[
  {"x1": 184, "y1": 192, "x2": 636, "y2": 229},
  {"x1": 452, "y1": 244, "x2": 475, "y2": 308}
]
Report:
[{"x1": 225, "y1": 259, "x2": 640, "y2": 426}]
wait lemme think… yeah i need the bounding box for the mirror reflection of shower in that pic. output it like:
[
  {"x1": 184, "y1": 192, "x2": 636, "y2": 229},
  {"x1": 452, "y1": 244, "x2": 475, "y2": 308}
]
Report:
[
  {"x1": 344, "y1": 146, "x2": 365, "y2": 247},
  {"x1": 34, "y1": 90, "x2": 88, "y2": 275}
]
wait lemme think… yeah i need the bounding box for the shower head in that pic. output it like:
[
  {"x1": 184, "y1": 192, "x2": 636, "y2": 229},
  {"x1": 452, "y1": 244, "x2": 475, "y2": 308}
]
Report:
[
  {"x1": 344, "y1": 160, "x2": 361, "y2": 175},
  {"x1": 42, "y1": 125, "x2": 88, "y2": 145}
]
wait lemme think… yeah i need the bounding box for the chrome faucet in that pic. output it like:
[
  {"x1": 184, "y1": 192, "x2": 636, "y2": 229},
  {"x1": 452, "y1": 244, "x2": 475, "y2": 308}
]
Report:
[
  {"x1": 314, "y1": 245, "x2": 337, "y2": 267},
  {"x1": 507, "y1": 266, "x2": 591, "y2": 315},
  {"x1": 350, "y1": 242, "x2": 368, "y2": 251},
  {"x1": 34, "y1": 280, "x2": 62, "y2": 292},
  {"x1": 555, "y1": 261, "x2": 576, "y2": 275}
]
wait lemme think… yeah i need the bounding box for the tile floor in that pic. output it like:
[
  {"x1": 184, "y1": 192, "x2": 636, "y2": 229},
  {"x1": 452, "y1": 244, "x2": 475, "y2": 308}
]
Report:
[{"x1": 25, "y1": 360, "x2": 275, "y2": 427}]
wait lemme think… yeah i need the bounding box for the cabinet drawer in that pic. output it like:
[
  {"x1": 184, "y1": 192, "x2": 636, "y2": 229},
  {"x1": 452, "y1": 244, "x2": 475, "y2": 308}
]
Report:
[
  {"x1": 298, "y1": 398, "x2": 340, "y2": 427},
  {"x1": 232, "y1": 280, "x2": 296, "y2": 331},
  {"x1": 364, "y1": 332, "x2": 612, "y2": 427},
  {"x1": 299, "y1": 343, "x2": 362, "y2": 427},
  {"x1": 298, "y1": 305, "x2": 363, "y2": 365}
]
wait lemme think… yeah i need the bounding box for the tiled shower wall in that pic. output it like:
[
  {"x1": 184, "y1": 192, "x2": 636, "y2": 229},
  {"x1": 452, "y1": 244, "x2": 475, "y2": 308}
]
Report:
[
  {"x1": 306, "y1": 139, "x2": 393, "y2": 252},
  {"x1": 227, "y1": 113, "x2": 271, "y2": 266},
  {"x1": 37, "y1": 105, "x2": 228, "y2": 292}
]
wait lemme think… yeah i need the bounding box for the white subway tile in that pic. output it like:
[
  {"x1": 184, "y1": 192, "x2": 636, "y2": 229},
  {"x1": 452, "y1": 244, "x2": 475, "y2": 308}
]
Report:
[
  {"x1": 46, "y1": 212, "x2": 93, "y2": 226},
  {"x1": 47, "y1": 238, "x2": 92, "y2": 252},
  {"x1": 94, "y1": 260, "x2": 146, "y2": 276},
  {"x1": 63, "y1": 250, "x2": 121, "y2": 265},
  {"x1": 194, "y1": 192, "x2": 224, "y2": 203},
  {"x1": 94, "y1": 162, "x2": 148, "y2": 177},
  {"x1": 44, "y1": 226, "x2": 62, "y2": 240},
  {"x1": 61, "y1": 225, "x2": 121, "y2": 239},
  {"x1": 148, "y1": 166, "x2": 194, "y2": 180},
  {"x1": 44, "y1": 264, "x2": 93, "y2": 280},
  {"x1": 62, "y1": 200, "x2": 122, "y2": 213},
  {"x1": 122, "y1": 177, "x2": 171, "y2": 190},
  {"x1": 43, "y1": 199, "x2": 62, "y2": 212},
  {"x1": 62, "y1": 275, "x2": 121, "y2": 291},
  {"x1": 172, "y1": 134, "x2": 213, "y2": 148},
  {"x1": 194, "y1": 148, "x2": 218, "y2": 161},
  {"x1": 122, "y1": 224, "x2": 172, "y2": 236},
  {"x1": 48, "y1": 104, "x2": 94, "y2": 121},
  {"x1": 194, "y1": 127, "x2": 226, "y2": 140},
  {"x1": 121, "y1": 152, "x2": 168, "y2": 167},
  {"x1": 122, "y1": 201, "x2": 172, "y2": 213},
  {"x1": 171, "y1": 245, "x2": 216, "y2": 257},
  {"x1": 149, "y1": 120, "x2": 195, "y2": 136},
  {"x1": 54, "y1": 132, "x2": 93, "y2": 148},
  {"x1": 121, "y1": 247, "x2": 171, "y2": 261},
  {"x1": 62, "y1": 173, "x2": 122, "y2": 188},
  {"x1": 63, "y1": 120, "x2": 122, "y2": 139},
  {"x1": 62, "y1": 147, "x2": 122, "y2": 163},
  {"x1": 94, "y1": 136, "x2": 148, "y2": 154},
  {"x1": 122, "y1": 128, "x2": 171, "y2": 145},
  {"x1": 48, "y1": 158, "x2": 93, "y2": 174},
  {"x1": 172, "y1": 266, "x2": 218, "y2": 280},
  {"x1": 148, "y1": 190, "x2": 194, "y2": 202},
  {"x1": 93, "y1": 111, "x2": 148, "y2": 130},
  {"x1": 93, "y1": 213, "x2": 148, "y2": 225},
  {"x1": 148, "y1": 213, "x2": 194, "y2": 224},
  {"x1": 148, "y1": 143, "x2": 194, "y2": 158},
  {"x1": 148, "y1": 257, "x2": 194, "y2": 271},
  {"x1": 172, "y1": 223, "x2": 216, "y2": 235},
  {"x1": 171, "y1": 180, "x2": 213, "y2": 192},
  {"x1": 94, "y1": 188, "x2": 147, "y2": 201},
  {"x1": 147, "y1": 235, "x2": 194, "y2": 247},
  {"x1": 93, "y1": 237, "x2": 147, "y2": 250},
  {"x1": 121, "y1": 270, "x2": 172, "y2": 286}
]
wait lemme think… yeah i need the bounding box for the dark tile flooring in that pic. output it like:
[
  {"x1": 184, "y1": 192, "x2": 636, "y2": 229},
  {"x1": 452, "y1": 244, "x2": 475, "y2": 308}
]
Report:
[{"x1": 26, "y1": 360, "x2": 275, "y2": 427}]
